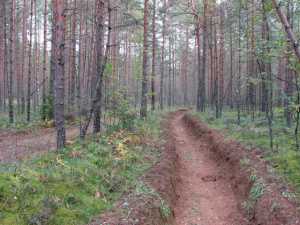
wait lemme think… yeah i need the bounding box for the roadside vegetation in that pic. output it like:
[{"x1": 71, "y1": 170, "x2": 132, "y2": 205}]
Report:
[
  {"x1": 196, "y1": 109, "x2": 300, "y2": 192},
  {"x1": 0, "y1": 112, "x2": 164, "y2": 225}
]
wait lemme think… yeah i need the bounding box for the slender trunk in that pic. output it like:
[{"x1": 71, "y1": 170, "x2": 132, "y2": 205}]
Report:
[
  {"x1": 262, "y1": 0, "x2": 274, "y2": 150},
  {"x1": 140, "y1": 0, "x2": 149, "y2": 118},
  {"x1": 219, "y1": 5, "x2": 225, "y2": 117},
  {"x1": 3, "y1": 0, "x2": 8, "y2": 112},
  {"x1": 77, "y1": 0, "x2": 83, "y2": 137},
  {"x1": 272, "y1": 0, "x2": 300, "y2": 61},
  {"x1": 201, "y1": 0, "x2": 208, "y2": 112},
  {"x1": 27, "y1": 0, "x2": 34, "y2": 122},
  {"x1": 284, "y1": 0, "x2": 293, "y2": 127},
  {"x1": 0, "y1": 2, "x2": 4, "y2": 111},
  {"x1": 237, "y1": 4, "x2": 241, "y2": 125},
  {"x1": 81, "y1": 0, "x2": 112, "y2": 139},
  {"x1": 151, "y1": 0, "x2": 156, "y2": 111},
  {"x1": 8, "y1": 0, "x2": 15, "y2": 123},
  {"x1": 21, "y1": 0, "x2": 27, "y2": 114},
  {"x1": 295, "y1": 78, "x2": 300, "y2": 151},
  {"x1": 183, "y1": 28, "x2": 189, "y2": 106},
  {"x1": 229, "y1": 23, "x2": 233, "y2": 109},
  {"x1": 69, "y1": 0, "x2": 77, "y2": 108},
  {"x1": 168, "y1": 36, "x2": 172, "y2": 108},
  {"x1": 42, "y1": 0, "x2": 48, "y2": 120},
  {"x1": 213, "y1": 9, "x2": 219, "y2": 118},
  {"x1": 52, "y1": 0, "x2": 66, "y2": 149},
  {"x1": 93, "y1": 0, "x2": 105, "y2": 133},
  {"x1": 195, "y1": 18, "x2": 202, "y2": 111},
  {"x1": 160, "y1": 0, "x2": 167, "y2": 110}
]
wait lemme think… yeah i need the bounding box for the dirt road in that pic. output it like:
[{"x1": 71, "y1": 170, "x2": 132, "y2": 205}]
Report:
[
  {"x1": 171, "y1": 113, "x2": 249, "y2": 225},
  {"x1": 0, "y1": 126, "x2": 80, "y2": 162}
]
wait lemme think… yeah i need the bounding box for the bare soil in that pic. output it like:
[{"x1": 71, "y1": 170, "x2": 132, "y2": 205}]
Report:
[
  {"x1": 181, "y1": 112, "x2": 300, "y2": 225},
  {"x1": 0, "y1": 126, "x2": 80, "y2": 162},
  {"x1": 171, "y1": 112, "x2": 249, "y2": 225}
]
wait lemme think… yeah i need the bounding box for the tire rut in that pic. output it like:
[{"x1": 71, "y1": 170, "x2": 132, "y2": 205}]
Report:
[{"x1": 171, "y1": 113, "x2": 248, "y2": 225}]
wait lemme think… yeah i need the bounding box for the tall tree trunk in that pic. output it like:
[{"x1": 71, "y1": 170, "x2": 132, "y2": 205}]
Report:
[
  {"x1": 195, "y1": 19, "x2": 201, "y2": 111},
  {"x1": 93, "y1": 0, "x2": 105, "y2": 133},
  {"x1": 201, "y1": 0, "x2": 208, "y2": 112},
  {"x1": 160, "y1": 0, "x2": 167, "y2": 110},
  {"x1": 27, "y1": 0, "x2": 34, "y2": 122},
  {"x1": 49, "y1": 8, "x2": 56, "y2": 121},
  {"x1": 52, "y1": 0, "x2": 66, "y2": 149},
  {"x1": 0, "y1": 2, "x2": 4, "y2": 111},
  {"x1": 3, "y1": 0, "x2": 8, "y2": 112},
  {"x1": 229, "y1": 22, "x2": 234, "y2": 109},
  {"x1": 249, "y1": 0, "x2": 257, "y2": 120},
  {"x1": 42, "y1": 0, "x2": 48, "y2": 120},
  {"x1": 77, "y1": 0, "x2": 83, "y2": 136},
  {"x1": 284, "y1": 0, "x2": 293, "y2": 127},
  {"x1": 168, "y1": 36, "x2": 172, "y2": 108},
  {"x1": 69, "y1": 0, "x2": 77, "y2": 108},
  {"x1": 21, "y1": 0, "x2": 28, "y2": 114},
  {"x1": 8, "y1": 0, "x2": 15, "y2": 123},
  {"x1": 261, "y1": 0, "x2": 274, "y2": 150},
  {"x1": 140, "y1": 0, "x2": 149, "y2": 118},
  {"x1": 213, "y1": 7, "x2": 219, "y2": 118},
  {"x1": 237, "y1": 3, "x2": 242, "y2": 125},
  {"x1": 81, "y1": 0, "x2": 112, "y2": 139},
  {"x1": 183, "y1": 28, "x2": 189, "y2": 106},
  {"x1": 219, "y1": 4, "x2": 225, "y2": 118},
  {"x1": 151, "y1": 0, "x2": 156, "y2": 111}
]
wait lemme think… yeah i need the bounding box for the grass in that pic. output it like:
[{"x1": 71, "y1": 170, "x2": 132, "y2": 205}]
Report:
[
  {"x1": 195, "y1": 108, "x2": 300, "y2": 192},
  {"x1": 0, "y1": 112, "x2": 43, "y2": 132},
  {"x1": 0, "y1": 111, "x2": 164, "y2": 225}
]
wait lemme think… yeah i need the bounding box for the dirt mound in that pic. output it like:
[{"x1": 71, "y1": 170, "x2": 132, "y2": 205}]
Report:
[
  {"x1": 89, "y1": 114, "x2": 179, "y2": 225},
  {"x1": 182, "y1": 113, "x2": 300, "y2": 225}
]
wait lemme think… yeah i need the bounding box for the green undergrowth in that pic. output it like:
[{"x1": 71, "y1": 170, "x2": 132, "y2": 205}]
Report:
[
  {"x1": 0, "y1": 112, "x2": 43, "y2": 132},
  {"x1": 0, "y1": 112, "x2": 164, "y2": 225},
  {"x1": 195, "y1": 109, "x2": 300, "y2": 192}
]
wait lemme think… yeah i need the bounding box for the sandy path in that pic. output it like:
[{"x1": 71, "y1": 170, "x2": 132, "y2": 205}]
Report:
[
  {"x1": 172, "y1": 113, "x2": 248, "y2": 225},
  {"x1": 0, "y1": 126, "x2": 80, "y2": 163}
]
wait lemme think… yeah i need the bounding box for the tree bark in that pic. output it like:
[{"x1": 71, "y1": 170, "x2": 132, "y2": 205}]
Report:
[
  {"x1": 52, "y1": 0, "x2": 66, "y2": 149},
  {"x1": 160, "y1": 0, "x2": 167, "y2": 110},
  {"x1": 272, "y1": 0, "x2": 300, "y2": 62},
  {"x1": 8, "y1": 0, "x2": 15, "y2": 123},
  {"x1": 42, "y1": 0, "x2": 48, "y2": 120},
  {"x1": 140, "y1": 0, "x2": 149, "y2": 118},
  {"x1": 93, "y1": 0, "x2": 105, "y2": 133},
  {"x1": 27, "y1": 0, "x2": 34, "y2": 122},
  {"x1": 151, "y1": 0, "x2": 156, "y2": 111},
  {"x1": 81, "y1": 0, "x2": 112, "y2": 139}
]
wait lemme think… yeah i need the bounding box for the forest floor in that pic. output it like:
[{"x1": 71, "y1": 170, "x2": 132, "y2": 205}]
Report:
[
  {"x1": 1, "y1": 111, "x2": 300, "y2": 225},
  {"x1": 0, "y1": 125, "x2": 81, "y2": 162}
]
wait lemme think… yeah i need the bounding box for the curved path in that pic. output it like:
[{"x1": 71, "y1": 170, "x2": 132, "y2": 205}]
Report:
[{"x1": 171, "y1": 113, "x2": 248, "y2": 225}]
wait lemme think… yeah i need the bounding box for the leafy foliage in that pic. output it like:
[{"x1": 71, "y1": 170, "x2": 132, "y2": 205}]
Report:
[{"x1": 40, "y1": 96, "x2": 54, "y2": 121}]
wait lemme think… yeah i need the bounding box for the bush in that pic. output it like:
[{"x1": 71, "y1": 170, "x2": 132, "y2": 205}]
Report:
[{"x1": 40, "y1": 96, "x2": 54, "y2": 121}]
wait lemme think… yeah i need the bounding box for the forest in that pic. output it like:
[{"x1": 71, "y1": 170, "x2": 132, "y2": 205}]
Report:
[{"x1": 1, "y1": 0, "x2": 300, "y2": 224}]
